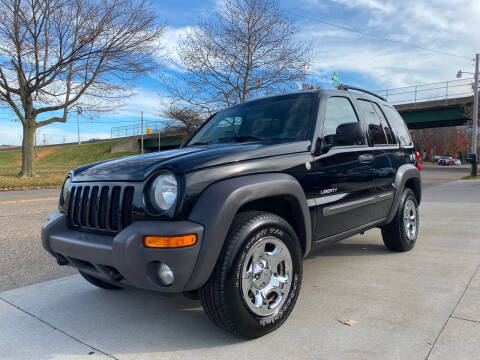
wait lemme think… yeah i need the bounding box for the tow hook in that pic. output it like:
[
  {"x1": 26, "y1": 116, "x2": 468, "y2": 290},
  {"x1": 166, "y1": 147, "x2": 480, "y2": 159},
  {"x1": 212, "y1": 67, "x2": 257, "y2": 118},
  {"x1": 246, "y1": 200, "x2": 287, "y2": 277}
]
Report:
[{"x1": 56, "y1": 254, "x2": 69, "y2": 266}]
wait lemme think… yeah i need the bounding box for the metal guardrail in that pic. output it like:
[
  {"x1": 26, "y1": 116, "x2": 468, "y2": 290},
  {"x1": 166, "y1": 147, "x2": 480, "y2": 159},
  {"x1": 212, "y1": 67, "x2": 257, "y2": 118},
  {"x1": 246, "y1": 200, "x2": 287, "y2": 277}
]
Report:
[
  {"x1": 376, "y1": 78, "x2": 475, "y2": 105},
  {"x1": 111, "y1": 121, "x2": 164, "y2": 138}
]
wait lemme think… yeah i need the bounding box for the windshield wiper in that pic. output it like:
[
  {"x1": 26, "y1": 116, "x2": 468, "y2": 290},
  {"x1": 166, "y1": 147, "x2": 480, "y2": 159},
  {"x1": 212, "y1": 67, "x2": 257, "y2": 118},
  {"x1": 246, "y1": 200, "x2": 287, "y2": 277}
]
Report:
[{"x1": 235, "y1": 135, "x2": 266, "y2": 142}]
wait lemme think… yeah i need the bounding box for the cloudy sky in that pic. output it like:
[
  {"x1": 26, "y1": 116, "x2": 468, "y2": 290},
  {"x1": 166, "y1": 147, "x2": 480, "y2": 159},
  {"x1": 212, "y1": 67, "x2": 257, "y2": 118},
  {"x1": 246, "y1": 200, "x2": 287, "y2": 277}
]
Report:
[{"x1": 1, "y1": 0, "x2": 480, "y2": 145}]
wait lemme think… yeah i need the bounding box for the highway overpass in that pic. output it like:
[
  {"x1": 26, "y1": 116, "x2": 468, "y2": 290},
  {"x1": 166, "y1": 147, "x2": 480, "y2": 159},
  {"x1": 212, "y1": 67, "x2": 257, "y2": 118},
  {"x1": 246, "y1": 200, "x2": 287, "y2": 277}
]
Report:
[{"x1": 378, "y1": 78, "x2": 477, "y2": 129}]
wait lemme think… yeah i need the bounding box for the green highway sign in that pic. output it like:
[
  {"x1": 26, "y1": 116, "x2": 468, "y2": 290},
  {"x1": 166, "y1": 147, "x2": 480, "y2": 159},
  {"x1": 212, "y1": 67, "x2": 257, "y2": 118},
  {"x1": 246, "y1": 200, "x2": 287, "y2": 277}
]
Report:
[{"x1": 332, "y1": 72, "x2": 340, "y2": 88}]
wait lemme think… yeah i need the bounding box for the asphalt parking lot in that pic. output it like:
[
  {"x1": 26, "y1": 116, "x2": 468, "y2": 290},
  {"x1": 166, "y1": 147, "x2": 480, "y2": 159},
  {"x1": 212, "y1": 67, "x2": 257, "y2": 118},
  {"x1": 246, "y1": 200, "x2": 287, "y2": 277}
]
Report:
[{"x1": 0, "y1": 166, "x2": 479, "y2": 359}]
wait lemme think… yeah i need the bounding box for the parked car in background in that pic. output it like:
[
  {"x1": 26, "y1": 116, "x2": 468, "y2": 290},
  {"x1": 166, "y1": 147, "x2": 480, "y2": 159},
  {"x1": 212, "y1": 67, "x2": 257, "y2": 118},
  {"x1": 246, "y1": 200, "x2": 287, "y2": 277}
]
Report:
[
  {"x1": 438, "y1": 156, "x2": 454, "y2": 166},
  {"x1": 454, "y1": 159, "x2": 462, "y2": 166}
]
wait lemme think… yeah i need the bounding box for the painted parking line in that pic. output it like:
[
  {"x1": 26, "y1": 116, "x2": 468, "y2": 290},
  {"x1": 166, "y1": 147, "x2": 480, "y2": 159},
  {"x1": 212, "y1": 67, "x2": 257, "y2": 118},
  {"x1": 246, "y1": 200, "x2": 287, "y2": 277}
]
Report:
[{"x1": 0, "y1": 197, "x2": 58, "y2": 205}]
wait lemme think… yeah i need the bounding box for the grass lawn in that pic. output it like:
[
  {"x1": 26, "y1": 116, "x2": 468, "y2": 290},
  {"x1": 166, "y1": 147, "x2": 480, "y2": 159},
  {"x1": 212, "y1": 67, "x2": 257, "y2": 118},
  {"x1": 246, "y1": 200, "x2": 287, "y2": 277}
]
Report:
[{"x1": 0, "y1": 141, "x2": 135, "y2": 190}]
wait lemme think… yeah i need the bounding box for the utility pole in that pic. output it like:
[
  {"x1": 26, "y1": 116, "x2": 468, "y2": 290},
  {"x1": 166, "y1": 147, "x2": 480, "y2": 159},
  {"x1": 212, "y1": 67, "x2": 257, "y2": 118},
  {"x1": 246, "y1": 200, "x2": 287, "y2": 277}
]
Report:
[
  {"x1": 34, "y1": 129, "x2": 38, "y2": 159},
  {"x1": 158, "y1": 130, "x2": 161, "y2": 152},
  {"x1": 77, "y1": 107, "x2": 82, "y2": 145},
  {"x1": 141, "y1": 111, "x2": 144, "y2": 154},
  {"x1": 472, "y1": 53, "x2": 479, "y2": 176}
]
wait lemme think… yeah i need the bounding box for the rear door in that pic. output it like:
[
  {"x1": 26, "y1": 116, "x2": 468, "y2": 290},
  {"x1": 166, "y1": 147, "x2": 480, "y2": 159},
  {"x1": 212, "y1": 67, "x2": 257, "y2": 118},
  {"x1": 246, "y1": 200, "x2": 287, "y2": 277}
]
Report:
[
  {"x1": 311, "y1": 95, "x2": 376, "y2": 240},
  {"x1": 356, "y1": 100, "x2": 399, "y2": 220}
]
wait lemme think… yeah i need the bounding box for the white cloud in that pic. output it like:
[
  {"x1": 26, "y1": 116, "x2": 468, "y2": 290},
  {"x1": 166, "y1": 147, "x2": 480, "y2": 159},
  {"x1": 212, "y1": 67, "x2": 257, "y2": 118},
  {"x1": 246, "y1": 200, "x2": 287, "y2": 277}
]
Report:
[
  {"x1": 0, "y1": 122, "x2": 23, "y2": 146},
  {"x1": 117, "y1": 88, "x2": 163, "y2": 118},
  {"x1": 296, "y1": 0, "x2": 480, "y2": 89},
  {"x1": 160, "y1": 26, "x2": 199, "y2": 72},
  {"x1": 331, "y1": 0, "x2": 394, "y2": 13},
  {"x1": 0, "y1": 123, "x2": 110, "y2": 146}
]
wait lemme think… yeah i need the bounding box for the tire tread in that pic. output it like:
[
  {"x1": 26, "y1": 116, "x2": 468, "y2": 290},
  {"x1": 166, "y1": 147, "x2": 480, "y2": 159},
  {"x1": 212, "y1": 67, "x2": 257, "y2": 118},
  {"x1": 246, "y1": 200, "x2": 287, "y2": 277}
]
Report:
[
  {"x1": 199, "y1": 211, "x2": 300, "y2": 337},
  {"x1": 381, "y1": 188, "x2": 418, "y2": 252}
]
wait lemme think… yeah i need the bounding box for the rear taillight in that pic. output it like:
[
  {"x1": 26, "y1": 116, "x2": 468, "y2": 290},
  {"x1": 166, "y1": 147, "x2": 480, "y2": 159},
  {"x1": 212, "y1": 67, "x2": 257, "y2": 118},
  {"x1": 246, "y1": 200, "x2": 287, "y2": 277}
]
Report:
[{"x1": 416, "y1": 151, "x2": 422, "y2": 171}]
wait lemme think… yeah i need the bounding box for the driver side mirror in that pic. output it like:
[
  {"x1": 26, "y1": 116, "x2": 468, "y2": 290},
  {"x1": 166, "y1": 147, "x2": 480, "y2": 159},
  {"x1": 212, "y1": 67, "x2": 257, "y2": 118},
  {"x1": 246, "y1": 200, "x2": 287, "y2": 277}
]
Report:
[
  {"x1": 335, "y1": 122, "x2": 365, "y2": 146},
  {"x1": 314, "y1": 122, "x2": 365, "y2": 156}
]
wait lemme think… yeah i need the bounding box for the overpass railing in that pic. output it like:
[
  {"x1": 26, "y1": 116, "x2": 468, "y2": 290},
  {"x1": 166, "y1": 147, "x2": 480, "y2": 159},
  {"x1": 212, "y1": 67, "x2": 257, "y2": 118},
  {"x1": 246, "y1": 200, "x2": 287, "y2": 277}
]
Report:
[
  {"x1": 376, "y1": 78, "x2": 474, "y2": 105},
  {"x1": 111, "y1": 121, "x2": 164, "y2": 138}
]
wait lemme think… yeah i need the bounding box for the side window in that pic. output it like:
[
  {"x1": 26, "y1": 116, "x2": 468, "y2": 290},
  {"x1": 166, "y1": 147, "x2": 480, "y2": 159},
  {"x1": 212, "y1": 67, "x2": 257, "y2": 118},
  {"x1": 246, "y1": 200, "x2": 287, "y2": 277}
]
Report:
[
  {"x1": 382, "y1": 106, "x2": 413, "y2": 146},
  {"x1": 323, "y1": 97, "x2": 365, "y2": 146},
  {"x1": 357, "y1": 100, "x2": 388, "y2": 145},
  {"x1": 372, "y1": 103, "x2": 396, "y2": 144}
]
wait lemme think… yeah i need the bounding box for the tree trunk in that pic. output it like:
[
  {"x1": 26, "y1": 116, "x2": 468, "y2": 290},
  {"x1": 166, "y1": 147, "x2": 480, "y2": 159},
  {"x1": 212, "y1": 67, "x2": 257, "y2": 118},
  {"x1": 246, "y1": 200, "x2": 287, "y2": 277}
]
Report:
[{"x1": 19, "y1": 120, "x2": 36, "y2": 177}]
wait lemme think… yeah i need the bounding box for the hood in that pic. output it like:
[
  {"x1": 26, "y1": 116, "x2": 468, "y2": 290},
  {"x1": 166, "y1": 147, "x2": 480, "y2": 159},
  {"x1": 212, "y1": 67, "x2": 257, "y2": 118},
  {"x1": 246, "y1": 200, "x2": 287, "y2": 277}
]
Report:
[{"x1": 72, "y1": 140, "x2": 311, "y2": 182}]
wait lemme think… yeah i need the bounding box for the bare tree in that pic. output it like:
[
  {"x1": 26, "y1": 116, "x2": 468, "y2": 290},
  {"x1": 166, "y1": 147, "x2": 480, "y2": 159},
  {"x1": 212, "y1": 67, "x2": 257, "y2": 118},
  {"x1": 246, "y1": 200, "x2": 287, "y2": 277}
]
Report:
[
  {"x1": 0, "y1": 0, "x2": 165, "y2": 177},
  {"x1": 163, "y1": 104, "x2": 206, "y2": 137},
  {"x1": 412, "y1": 126, "x2": 470, "y2": 161},
  {"x1": 167, "y1": 0, "x2": 310, "y2": 113}
]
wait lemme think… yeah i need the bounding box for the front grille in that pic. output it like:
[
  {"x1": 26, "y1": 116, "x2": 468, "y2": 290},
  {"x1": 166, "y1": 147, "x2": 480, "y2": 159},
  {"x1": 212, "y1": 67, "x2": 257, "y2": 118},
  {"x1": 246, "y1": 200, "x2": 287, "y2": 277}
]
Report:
[{"x1": 67, "y1": 184, "x2": 134, "y2": 233}]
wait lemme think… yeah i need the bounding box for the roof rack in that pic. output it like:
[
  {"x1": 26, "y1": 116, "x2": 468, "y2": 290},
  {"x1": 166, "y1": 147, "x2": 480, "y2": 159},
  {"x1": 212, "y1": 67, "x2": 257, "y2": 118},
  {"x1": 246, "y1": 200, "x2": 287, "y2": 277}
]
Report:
[{"x1": 337, "y1": 84, "x2": 386, "y2": 102}]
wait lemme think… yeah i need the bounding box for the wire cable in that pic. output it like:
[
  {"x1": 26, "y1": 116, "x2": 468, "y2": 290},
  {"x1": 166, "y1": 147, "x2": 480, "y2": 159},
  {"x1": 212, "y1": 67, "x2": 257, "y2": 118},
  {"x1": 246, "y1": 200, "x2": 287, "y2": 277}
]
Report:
[{"x1": 282, "y1": 9, "x2": 473, "y2": 61}]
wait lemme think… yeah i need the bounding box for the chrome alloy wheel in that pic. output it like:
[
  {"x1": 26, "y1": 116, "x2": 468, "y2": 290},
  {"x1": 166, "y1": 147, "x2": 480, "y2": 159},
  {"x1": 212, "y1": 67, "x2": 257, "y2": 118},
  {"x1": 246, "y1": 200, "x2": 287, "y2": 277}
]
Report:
[
  {"x1": 404, "y1": 199, "x2": 418, "y2": 241},
  {"x1": 241, "y1": 236, "x2": 293, "y2": 317}
]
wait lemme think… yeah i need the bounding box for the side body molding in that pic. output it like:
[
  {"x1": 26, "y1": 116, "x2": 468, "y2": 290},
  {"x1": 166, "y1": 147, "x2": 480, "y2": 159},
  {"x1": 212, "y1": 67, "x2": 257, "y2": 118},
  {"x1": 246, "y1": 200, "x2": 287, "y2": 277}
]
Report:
[
  {"x1": 186, "y1": 173, "x2": 312, "y2": 291},
  {"x1": 387, "y1": 164, "x2": 422, "y2": 222}
]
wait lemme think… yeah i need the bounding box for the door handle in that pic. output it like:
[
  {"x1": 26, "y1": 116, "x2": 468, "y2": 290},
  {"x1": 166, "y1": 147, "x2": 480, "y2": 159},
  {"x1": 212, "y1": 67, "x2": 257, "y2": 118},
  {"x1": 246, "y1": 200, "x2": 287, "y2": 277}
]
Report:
[{"x1": 358, "y1": 154, "x2": 374, "y2": 163}]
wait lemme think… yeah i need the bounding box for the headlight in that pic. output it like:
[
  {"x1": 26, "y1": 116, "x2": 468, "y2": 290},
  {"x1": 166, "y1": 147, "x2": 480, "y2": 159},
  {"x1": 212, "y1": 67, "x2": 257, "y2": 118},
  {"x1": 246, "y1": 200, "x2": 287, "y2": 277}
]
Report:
[
  {"x1": 149, "y1": 173, "x2": 178, "y2": 211},
  {"x1": 60, "y1": 176, "x2": 71, "y2": 206}
]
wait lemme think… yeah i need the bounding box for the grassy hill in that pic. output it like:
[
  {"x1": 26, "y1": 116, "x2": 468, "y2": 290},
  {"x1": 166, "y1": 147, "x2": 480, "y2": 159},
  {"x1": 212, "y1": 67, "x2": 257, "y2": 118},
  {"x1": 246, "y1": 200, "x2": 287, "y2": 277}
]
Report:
[{"x1": 0, "y1": 141, "x2": 135, "y2": 190}]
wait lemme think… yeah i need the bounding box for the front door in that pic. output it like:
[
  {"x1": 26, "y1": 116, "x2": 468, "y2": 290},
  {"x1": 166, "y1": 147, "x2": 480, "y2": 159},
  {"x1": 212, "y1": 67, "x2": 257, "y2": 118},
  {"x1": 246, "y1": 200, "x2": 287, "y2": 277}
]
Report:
[{"x1": 311, "y1": 96, "x2": 376, "y2": 240}]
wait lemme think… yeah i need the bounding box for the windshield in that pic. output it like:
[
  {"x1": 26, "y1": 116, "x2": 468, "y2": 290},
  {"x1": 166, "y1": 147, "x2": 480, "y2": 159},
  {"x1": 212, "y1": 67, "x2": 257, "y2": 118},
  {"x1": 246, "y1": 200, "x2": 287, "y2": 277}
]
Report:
[{"x1": 187, "y1": 94, "x2": 315, "y2": 146}]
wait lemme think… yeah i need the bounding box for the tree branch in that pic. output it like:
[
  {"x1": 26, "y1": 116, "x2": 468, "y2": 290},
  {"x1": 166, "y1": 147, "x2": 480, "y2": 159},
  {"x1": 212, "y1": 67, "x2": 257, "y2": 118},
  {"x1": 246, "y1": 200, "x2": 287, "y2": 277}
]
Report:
[{"x1": 36, "y1": 115, "x2": 65, "y2": 128}]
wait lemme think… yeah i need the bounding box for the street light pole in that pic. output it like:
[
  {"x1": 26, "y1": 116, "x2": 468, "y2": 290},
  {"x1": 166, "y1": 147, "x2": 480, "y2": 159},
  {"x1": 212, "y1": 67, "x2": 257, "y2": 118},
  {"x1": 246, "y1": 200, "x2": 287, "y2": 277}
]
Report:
[
  {"x1": 472, "y1": 53, "x2": 479, "y2": 176},
  {"x1": 141, "y1": 111, "x2": 144, "y2": 155},
  {"x1": 77, "y1": 111, "x2": 80, "y2": 145},
  {"x1": 77, "y1": 107, "x2": 82, "y2": 145}
]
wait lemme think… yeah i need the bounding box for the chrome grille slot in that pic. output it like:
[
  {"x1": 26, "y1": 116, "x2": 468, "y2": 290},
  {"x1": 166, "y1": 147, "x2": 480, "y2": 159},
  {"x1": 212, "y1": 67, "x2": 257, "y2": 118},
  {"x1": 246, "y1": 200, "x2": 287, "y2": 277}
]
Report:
[
  {"x1": 98, "y1": 187, "x2": 109, "y2": 229},
  {"x1": 73, "y1": 186, "x2": 82, "y2": 226},
  {"x1": 121, "y1": 187, "x2": 134, "y2": 229},
  {"x1": 80, "y1": 186, "x2": 90, "y2": 227},
  {"x1": 109, "y1": 186, "x2": 121, "y2": 231},
  {"x1": 88, "y1": 186, "x2": 99, "y2": 227}
]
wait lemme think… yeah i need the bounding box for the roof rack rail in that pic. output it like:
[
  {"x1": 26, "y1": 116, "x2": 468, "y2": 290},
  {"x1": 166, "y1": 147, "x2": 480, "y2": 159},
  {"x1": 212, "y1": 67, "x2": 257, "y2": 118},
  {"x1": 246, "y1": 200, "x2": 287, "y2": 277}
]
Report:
[{"x1": 337, "y1": 84, "x2": 386, "y2": 102}]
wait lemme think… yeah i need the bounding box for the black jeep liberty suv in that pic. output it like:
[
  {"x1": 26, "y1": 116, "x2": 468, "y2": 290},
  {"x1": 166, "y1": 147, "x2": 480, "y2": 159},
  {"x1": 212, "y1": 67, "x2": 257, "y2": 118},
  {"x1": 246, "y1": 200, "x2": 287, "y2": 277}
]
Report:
[{"x1": 42, "y1": 85, "x2": 421, "y2": 338}]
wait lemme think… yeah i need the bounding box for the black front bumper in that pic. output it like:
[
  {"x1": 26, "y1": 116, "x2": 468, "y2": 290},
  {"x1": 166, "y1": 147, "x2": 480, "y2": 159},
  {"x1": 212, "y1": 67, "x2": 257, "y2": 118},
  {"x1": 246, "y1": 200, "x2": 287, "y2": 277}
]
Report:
[{"x1": 42, "y1": 212, "x2": 204, "y2": 293}]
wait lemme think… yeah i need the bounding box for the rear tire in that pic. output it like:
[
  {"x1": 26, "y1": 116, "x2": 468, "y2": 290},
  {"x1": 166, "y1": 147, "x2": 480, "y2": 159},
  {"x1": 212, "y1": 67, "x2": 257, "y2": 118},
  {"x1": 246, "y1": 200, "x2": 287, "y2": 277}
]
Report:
[
  {"x1": 199, "y1": 211, "x2": 303, "y2": 338},
  {"x1": 79, "y1": 271, "x2": 123, "y2": 290},
  {"x1": 381, "y1": 188, "x2": 419, "y2": 252}
]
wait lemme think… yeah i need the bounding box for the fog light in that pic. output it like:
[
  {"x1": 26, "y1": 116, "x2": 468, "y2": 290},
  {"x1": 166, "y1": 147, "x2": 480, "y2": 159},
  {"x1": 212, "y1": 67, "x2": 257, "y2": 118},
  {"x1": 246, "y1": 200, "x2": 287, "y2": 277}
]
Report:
[{"x1": 157, "y1": 263, "x2": 174, "y2": 286}]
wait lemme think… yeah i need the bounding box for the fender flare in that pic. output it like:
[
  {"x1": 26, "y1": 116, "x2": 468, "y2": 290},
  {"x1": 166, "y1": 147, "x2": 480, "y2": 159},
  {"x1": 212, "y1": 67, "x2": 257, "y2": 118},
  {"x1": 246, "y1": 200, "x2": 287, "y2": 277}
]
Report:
[
  {"x1": 185, "y1": 173, "x2": 312, "y2": 291},
  {"x1": 387, "y1": 164, "x2": 422, "y2": 222}
]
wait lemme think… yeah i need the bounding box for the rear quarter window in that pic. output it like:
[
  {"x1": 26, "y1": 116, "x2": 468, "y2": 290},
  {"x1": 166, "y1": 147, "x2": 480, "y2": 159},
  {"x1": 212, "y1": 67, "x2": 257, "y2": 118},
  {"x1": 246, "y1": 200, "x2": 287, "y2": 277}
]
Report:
[
  {"x1": 382, "y1": 106, "x2": 412, "y2": 147},
  {"x1": 357, "y1": 99, "x2": 388, "y2": 145}
]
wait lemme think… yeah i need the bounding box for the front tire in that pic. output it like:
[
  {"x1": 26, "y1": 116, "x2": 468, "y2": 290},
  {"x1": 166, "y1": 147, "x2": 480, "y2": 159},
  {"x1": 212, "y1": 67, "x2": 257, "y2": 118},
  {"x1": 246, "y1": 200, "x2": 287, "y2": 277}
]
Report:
[
  {"x1": 381, "y1": 188, "x2": 419, "y2": 252},
  {"x1": 200, "y1": 211, "x2": 303, "y2": 338}
]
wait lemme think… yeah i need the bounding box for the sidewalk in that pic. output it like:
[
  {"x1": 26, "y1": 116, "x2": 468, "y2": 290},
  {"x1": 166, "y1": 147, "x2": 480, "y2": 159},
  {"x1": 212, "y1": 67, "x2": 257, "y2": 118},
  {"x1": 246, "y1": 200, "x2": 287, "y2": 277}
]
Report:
[{"x1": 1, "y1": 180, "x2": 479, "y2": 360}]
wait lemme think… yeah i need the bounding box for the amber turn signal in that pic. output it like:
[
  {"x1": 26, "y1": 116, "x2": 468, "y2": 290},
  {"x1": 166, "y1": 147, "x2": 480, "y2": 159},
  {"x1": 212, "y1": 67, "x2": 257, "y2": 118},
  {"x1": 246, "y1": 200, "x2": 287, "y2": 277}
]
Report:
[{"x1": 144, "y1": 234, "x2": 197, "y2": 248}]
